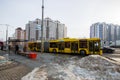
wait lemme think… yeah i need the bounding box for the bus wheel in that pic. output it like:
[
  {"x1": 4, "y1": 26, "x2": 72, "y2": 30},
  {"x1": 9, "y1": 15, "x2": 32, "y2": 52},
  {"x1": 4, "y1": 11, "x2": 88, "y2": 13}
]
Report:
[
  {"x1": 80, "y1": 50, "x2": 86, "y2": 56},
  {"x1": 52, "y1": 49, "x2": 57, "y2": 53}
]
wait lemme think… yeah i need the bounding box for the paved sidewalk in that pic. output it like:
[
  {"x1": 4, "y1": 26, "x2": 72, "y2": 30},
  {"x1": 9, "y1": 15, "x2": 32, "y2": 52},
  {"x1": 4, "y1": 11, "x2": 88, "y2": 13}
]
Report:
[
  {"x1": 0, "y1": 64, "x2": 31, "y2": 80},
  {"x1": 0, "y1": 50, "x2": 32, "y2": 80}
]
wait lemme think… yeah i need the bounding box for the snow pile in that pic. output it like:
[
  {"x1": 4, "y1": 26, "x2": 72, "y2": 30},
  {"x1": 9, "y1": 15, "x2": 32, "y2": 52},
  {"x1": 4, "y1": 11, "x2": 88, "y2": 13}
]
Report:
[
  {"x1": 0, "y1": 56, "x2": 5, "y2": 60},
  {"x1": 0, "y1": 55, "x2": 11, "y2": 66},
  {"x1": 22, "y1": 63, "x2": 83, "y2": 80},
  {"x1": 77, "y1": 55, "x2": 120, "y2": 80},
  {"x1": 79, "y1": 55, "x2": 120, "y2": 71},
  {"x1": 22, "y1": 55, "x2": 120, "y2": 80}
]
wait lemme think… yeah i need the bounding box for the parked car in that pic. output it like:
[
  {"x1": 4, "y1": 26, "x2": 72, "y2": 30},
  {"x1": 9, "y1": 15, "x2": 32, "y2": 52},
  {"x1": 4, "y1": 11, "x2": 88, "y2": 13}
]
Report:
[{"x1": 102, "y1": 46, "x2": 115, "y2": 53}]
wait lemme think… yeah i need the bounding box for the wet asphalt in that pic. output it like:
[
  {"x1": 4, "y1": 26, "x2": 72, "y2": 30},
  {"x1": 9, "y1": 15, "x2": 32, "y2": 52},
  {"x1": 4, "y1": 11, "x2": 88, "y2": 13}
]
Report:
[{"x1": 0, "y1": 50, "x2": 82, "y2": 69}]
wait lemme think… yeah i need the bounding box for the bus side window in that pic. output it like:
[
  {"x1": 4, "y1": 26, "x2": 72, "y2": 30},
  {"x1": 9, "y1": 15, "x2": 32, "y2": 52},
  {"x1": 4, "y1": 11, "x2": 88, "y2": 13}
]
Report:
[
  {"x1": 50, "y1": 43, "x2": 57, "y2": 48},
  {"x1": 79, "y1": 40, "x2": 87, "y2": 48},
  {"x1": 65, "y1": 42, "x2": 70, "y2": 48},
  {"x1": 94, "y1": 42, "x2": 99, "y2": 51}
]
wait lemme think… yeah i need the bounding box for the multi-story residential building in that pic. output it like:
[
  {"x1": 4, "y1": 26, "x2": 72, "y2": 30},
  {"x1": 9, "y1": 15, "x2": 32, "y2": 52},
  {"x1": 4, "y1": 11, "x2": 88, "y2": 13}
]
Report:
[
  {"x1": 90, "y1": 22, "x2": 120, "y2": 47},
  {"x1": 25, "y1": 17, "x2": 67, "y2": 41},
  {"x1": 15, "y1": 27, "x2": 25, "y2": 40},
  {"x1": 7, "y1": 27, "x2": 25, "y2": 48}
]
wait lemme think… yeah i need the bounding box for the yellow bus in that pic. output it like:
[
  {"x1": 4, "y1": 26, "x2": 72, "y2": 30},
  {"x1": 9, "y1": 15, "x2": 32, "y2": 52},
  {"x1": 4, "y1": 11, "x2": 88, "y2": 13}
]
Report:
[
  {"x1": 35, "y1": 41, "x2": 41, "y2": 52},
  {"x1": 49, "y1": 38, "x2": 102, "y2": 55},
  {"x1": 28, "y1": 42, "x2": 36, "y2": 51},
  {"x1": 78, "y1": 38, "x2": 102, "y2": 55},
  {"x1": 28, "y1": 41, "x2": 41, "y2": 52},
  {"x1": 49, "y1": 38, "x2": 79, "y2": 53}
]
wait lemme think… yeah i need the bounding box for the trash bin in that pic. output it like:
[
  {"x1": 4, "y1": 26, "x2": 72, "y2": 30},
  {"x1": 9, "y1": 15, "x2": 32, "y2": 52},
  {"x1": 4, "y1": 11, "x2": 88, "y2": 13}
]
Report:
[{"x1": 29, "y1": 52, "x2": 37, "y2": 59}]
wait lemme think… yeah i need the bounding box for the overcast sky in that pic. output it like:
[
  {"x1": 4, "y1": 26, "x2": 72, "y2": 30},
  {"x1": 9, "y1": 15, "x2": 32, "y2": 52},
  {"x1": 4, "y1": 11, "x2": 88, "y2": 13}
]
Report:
[{"x1": 0, "y1": 0, "x2": 120, "y2": 41}]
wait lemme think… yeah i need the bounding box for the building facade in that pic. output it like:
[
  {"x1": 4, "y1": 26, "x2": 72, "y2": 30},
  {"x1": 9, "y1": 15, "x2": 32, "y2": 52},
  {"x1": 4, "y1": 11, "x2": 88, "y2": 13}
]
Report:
[
  {"x1": 25, "y1": 18, "x2": 67, "y2": 41},
  {"x1": 90, "y1": 22, "x2": 120, "y2": 47},
  {"x1": 9, "y1": 27, "x2": 26, "y2": 47},
  {"x1": 15, "y1": 27, "x2": 25, "y2": 40}
]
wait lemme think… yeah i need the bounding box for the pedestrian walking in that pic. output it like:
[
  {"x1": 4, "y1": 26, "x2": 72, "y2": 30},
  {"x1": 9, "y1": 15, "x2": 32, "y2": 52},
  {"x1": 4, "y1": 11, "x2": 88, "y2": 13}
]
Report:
[
  {"x1": 1, "y1": 45, "x2": 3, "y2": 50},
  {"x1": 15, "y1": 45, "x2": 19, "y2": 54},
  {"x1": 23, "y1": 44, "x2": 27, "y2": 52},
  {"x1": 8, "y1": 45, "x2": 11, "y2": 54}
]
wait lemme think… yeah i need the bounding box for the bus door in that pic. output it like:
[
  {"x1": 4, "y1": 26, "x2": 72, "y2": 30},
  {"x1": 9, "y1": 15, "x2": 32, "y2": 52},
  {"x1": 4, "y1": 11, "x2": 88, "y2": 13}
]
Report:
[
  {"x1": 94, "y1": 41, "x2": 100, "y2": 53},
  {"x1": 58, "y1": 42, "x2": 64, "y2": 53},
  {"x1": 33, "y1": 43, "x2": 37, "y2": 51},
  {"x1": 36, "y1": 42, "x2": 41, "y2": 51},
  {"x1": 64, "y1": 42, "x2": 71, "y2": 53},
  {"x1": 79, "y1": 40, "x2": 87, "y2": 54},
  {"x1": 89, "y1": 41, "x2": 94, "y2": 54},
  {"x1": 89, "y1": 41, "x2": 100, "y2": 54},
  {"x1": 71, "y1": 41, "x2": 78, "y2": 53},
  {"x1": 28, "y1": 42, "x2": 33, "y2": 51},
  {"x1": 49, "y1": 42, "x2": 58, "y2": 53}
]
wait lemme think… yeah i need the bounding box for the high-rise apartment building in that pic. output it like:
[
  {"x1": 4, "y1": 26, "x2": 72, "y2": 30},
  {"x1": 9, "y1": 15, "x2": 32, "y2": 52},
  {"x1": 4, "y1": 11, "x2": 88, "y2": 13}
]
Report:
[
  {"x1": 90, "y1": 22, "x2": 120, "y2": 46},
  {"x1": 25, "y1": 18, "x2": 67, "y2": 41}
]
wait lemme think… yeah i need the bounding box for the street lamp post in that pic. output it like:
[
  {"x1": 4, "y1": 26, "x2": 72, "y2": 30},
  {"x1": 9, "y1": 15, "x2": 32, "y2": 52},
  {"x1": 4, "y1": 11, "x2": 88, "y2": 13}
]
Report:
[
  {"x1": 41, "y1": 0, "x2": 44, "y2": 53},
  {"x1": 0, "y1": 24, "x2": 9, "y2": 50}
]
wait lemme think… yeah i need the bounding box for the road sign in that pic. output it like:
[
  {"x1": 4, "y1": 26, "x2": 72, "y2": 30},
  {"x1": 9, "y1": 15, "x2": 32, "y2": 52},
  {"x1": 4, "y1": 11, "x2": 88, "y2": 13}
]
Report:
[{"x1": 36, "y1": 25, "x2": 41, "y2": 30}]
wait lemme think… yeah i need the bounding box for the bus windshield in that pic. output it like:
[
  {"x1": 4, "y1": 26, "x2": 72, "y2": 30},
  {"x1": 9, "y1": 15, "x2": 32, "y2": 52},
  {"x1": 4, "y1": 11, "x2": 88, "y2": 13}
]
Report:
[
  {"x1": 94, "y1": 41, "x2": 100, "y2": 51},
  {"x1": 89, "y1": 41, "x2": 100, "y2": 52}
]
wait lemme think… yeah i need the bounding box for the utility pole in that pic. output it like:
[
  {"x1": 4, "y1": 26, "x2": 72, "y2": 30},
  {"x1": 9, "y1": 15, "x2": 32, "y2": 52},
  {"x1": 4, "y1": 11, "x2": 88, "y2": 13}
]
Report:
[
  {"x1": 41, "y1": 0, "x2": 44, "y2": 53},
  {"x1": 6, "y1": 24, "x2": 8, "y2": 50}
]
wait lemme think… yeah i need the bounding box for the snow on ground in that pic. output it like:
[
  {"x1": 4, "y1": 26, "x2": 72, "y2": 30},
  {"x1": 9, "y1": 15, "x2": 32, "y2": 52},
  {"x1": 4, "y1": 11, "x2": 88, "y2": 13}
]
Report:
[
  {"x1": 22, "y1": 63, "x2": 82, "y2": 80},
  {"x1": 0, "y1": 55, "x2": 11, "y2": 66},
  {"x1": 71, "y1": 55, "x2": 120, "y2": 80},
  {"x1": 22, "y1": 55, "x2": 120, "y2": 80}
]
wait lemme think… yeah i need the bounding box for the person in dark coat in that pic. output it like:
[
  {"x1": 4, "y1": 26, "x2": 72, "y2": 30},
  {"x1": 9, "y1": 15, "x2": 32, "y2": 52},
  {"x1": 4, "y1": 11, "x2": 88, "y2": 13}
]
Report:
[
  {"x1": 23, "y1": 44, "x2": 27, "y2": 52},
  {"x1": 1, "y1": 45, "x2": 3, "y2": 50},
  {"x1": 15, "y1": 45, "x2": 19, "y2": 54},
  {"x1": 8, "y1": 45, "x2": 11, "y2": 54}
]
